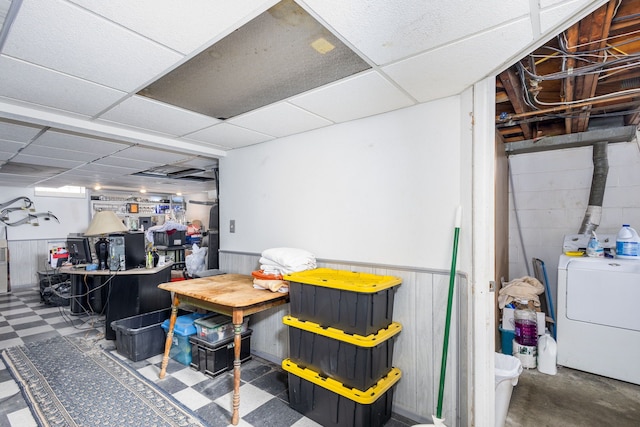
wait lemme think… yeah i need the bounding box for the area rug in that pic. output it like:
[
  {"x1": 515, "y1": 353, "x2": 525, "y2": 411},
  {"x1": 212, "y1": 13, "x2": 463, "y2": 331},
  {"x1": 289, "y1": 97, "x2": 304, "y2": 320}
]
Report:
[{"x1": 1, "y1": 336, "x2": 206, "y2": 427}]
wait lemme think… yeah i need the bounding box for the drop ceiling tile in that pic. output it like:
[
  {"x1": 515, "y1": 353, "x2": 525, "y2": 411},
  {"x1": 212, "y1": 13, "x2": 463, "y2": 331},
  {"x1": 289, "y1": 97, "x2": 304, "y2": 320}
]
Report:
[
  {"x1": 4, "y1": 1, "x2": 183, "y2": 91},
  {"x1": 185, "y1": 123, "x2": 274, "y2": 149},
  {"x1": 0, "y1": 152, "x2": 13, "y2": 161},
  {"x1": 539, "y1": 0, "x2": 599, "y2": 34},
  {"x1": 93, "y1": 156, "x2": 161, "y2": 170},
  {"x1": 0, "y1": 56, "x2": 127, "y2": 116},
  {"x1": 67, "y1": 0, "x2": 277, "y2": 55},
  {"x1": 12, "y1": 153, "x2": 84, "y2": 169},
  {"x1": 0, "y1": 174, "x2": 42, "y2": 186},
  {"x1": 176, "y1": 157, "x2": 219, "y2": 169},
  {"x1": 290, "y1": 71, "x2": 415, "y2": 123},
  {"x1": 0, "y1": 120, "x2": 43, "y2": 142},
  {"x1": 228, "y1": 102, "x2": 332, "y2": 138},
  {"x1": 115, "y1": 146, "x2": 192, "y2": 164},
  {"x1": 19, "y1": 145, "x2": 101, "y2": 162},
  {"x1": 98, "y1": 96, "x2": 221, "y2": 136},
  {"x1": 32, "y1": 130, "x2": 131, "y2": 154},
  {"x1": 383, "y1": 17, "x2": 534, "y2": 102},
  {"x1": 304, "y1": 0, "x2": 530, "y2": 65},
  {"x1": 74, "y1": 163, "x2": 140, "y2": 176},
  {"x1": 0, "y1": 139, "x2": 27, "y2": 152}
]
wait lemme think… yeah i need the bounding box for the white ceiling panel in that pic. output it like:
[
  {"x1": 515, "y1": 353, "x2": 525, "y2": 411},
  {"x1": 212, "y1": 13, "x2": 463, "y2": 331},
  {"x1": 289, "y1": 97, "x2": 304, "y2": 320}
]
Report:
[
  {"x1": 0, "y1": 56, "x2": 127, "y2": 116},
  {"x1": 74, "y1": 163, "x2": 141, "y2": 176},
  {"x1": 67, "y1": 0, "x2": 277, "y2": 55},
  {"x1": 228, "y1": 102, "x2": 332, "y2": 138},
  {"x1": 0, "y1": 152, "x2": 13, "y2": 161},
  {"x1": 98, "y1": 96, "x2": 221, "y2": 136},
  {"x1": 0, "y1": 120, "x2": 42, "y2": 142},
  {"x1": 186, "y1": 124, "x2": 274, "y2": 149},
  {"x1": 290, "y1": 71, "x2": 416, "y2": 123},
  {"x1": 0, "y1": 139, "x2": 27, "y2": 152},
  {"x1": 12, "y1": 153, "x2": 85, "y2": 169},
  {"x1": 383, "y1": 18, "x2": 534, "y2": 103},
  {"x1": 115, "y1": 146, "x2": 193, "y2": 164},
  {"x1": 31, "y1": 130, "x2": 131, "y2": 155},
  {"x1": 19, "y1": 145, "x2": 102, "y2": 163},
  {"x1": 303, "y1": 0, "x2": 531, "y2": 66},
  {"x1": 92, "y1": 156, "x2": 161, "y2": 170},
  {"x1": 539, "y1": 0, "x2": 598, "y2": 34},
  {"x1": 4, "y1": 0, "x2": 183, "y2": 91}
]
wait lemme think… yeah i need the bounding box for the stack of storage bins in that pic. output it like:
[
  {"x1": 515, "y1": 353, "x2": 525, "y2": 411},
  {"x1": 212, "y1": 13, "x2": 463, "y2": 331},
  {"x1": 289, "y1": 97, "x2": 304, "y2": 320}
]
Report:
[{"x1": 282, "y1": 268, "x2": 402, "y2": 427}]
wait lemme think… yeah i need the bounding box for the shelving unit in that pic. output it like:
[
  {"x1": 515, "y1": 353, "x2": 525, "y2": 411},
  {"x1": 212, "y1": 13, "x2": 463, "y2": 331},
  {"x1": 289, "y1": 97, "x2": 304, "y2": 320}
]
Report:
[{"x1": 90, "y1": 193, "x2": 185, "y2": 231}]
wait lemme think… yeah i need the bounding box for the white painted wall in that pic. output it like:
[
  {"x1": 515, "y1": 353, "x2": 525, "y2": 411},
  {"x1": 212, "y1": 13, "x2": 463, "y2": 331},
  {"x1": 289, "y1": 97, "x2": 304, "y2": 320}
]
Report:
[
  {"x1": 508, "y1": 140, "x2": 640, "y2": 303},
  {"x1": 219, "y1": 97, "x2": 466, "y2": 271},
  {"x1": 0, "y1": 187, "x2": 90, "y2": 241}
]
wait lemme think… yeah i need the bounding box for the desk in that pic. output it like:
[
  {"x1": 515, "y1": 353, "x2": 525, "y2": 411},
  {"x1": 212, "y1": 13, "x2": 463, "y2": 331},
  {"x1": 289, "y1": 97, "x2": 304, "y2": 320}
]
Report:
[
  {"x1": 157, "y1": 274, "x2": 289, "y2": 425},
  {"x1": 62, "y1": 263, "x2": 173, "y2": 340}
]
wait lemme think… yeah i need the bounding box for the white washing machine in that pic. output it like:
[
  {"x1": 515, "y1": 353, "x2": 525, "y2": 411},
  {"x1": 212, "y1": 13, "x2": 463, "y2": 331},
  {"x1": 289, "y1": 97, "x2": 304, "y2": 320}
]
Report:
[{"x1": 557, "y1": 253, "x2": 640, "y2": 385}]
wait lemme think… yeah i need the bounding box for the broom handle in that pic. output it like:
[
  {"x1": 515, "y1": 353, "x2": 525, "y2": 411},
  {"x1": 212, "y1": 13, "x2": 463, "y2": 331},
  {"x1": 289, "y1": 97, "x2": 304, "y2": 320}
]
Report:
[{"x1": 436, "y1": 207, "x2": 461, "y2": 419}]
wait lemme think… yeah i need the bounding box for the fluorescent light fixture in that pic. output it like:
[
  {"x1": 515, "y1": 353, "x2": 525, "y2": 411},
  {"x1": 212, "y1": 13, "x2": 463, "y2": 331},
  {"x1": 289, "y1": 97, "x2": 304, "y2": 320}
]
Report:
[{"x1": 138, "y1": 0, "x2": 370, "y2": 120}]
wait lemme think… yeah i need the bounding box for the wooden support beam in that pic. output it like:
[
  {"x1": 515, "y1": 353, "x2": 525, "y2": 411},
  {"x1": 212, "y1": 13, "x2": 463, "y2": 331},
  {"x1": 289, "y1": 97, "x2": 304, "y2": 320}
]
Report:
[{"x1": 498, "y1": 68, "x2": 532, "y2": 139}]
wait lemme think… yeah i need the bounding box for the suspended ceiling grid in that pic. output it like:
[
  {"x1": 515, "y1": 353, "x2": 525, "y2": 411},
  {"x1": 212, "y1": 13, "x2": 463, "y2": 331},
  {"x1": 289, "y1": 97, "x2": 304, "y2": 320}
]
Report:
[{"x1": 0, "y1": 0, "x2": 610, "y2": 193}]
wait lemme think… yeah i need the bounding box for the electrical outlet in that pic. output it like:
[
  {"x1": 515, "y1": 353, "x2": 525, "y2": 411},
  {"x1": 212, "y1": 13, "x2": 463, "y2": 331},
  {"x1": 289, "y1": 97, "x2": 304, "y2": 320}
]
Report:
[{"x1": 230, "y1": 219, "x2": 235, "y2": 233}]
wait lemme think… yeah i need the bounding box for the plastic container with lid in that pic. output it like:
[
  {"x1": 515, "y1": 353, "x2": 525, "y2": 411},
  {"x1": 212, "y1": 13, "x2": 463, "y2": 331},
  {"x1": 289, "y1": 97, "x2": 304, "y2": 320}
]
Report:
[
  {"x1": 514, "y1": 300, "x2": 537, "y2": 347},
  {"x1": 616, "y1": 224, "x2": 640, "y2": 260}
]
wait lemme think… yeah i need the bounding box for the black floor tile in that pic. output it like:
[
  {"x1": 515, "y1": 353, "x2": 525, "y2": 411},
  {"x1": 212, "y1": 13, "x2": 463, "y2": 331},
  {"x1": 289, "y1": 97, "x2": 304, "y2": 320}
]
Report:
[{"x1": 243, "y1": 397, "x2": 304, "y2": 427}]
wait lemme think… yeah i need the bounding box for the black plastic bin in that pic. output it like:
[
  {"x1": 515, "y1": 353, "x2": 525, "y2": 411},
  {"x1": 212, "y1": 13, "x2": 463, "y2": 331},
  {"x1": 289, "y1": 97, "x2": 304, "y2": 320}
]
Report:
[
  {"x1": 284, "y1": 315, "x2": 401, "y2": 390},
  {"x1": 189, "y1": 330, "x2": 252, "y2": 378},
  {"x1": 110, "y1": 308, "x2": 172, "y2": 362},
  {"x1": 284, "y1": 268, "x2": 402, "y2": 336},
  {"x1": 283, "y1": 359, "x2": 401, "y2": 427}
]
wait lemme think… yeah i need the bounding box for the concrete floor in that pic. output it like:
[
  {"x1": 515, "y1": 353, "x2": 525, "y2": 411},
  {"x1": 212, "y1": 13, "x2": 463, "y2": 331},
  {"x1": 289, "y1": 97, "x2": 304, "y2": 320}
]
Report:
[{"x1": 505, "y1": 365, "x2": 640, "y2": 427}]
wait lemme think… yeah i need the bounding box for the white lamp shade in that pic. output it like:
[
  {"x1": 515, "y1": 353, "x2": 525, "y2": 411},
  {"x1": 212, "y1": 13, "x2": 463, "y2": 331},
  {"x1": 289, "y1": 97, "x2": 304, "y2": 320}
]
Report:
[{"x1": 85, "y1": 211, "x2": 128, "y2": 236}]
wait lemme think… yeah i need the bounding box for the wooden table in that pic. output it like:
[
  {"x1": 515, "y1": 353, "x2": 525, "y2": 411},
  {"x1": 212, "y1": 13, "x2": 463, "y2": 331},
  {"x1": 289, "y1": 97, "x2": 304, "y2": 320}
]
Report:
[{"x1": 157, "y1": 274, "x2": 289, "y2": 425}]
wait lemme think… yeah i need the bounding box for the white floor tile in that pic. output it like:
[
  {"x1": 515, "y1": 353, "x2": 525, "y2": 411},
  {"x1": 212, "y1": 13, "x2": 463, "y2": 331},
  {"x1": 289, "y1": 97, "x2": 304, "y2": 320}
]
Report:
[
  {"x1": 2, "y1": 307, "x2": 33, "y2": 317},
  {"x1": 0, "y1": 379, "x2": 19, "y2": 399},
  {"x1": 171, "y1": 366, "x2": 208, "y2": 387},
  {"x1": 15, "y1": 324, "x2": 55, "y2": 337},
  {"x1": 0, "y1": 337, "x2": 23, "y2": 350},
  {"x1": 7, "y1": 407, "x2": 38, "y2": 427},
  {"x1": 172, "y1": 387, "x2": 210, "y2": 411},
  {"x1": 214, "y1": 383, "x2": 274, "y2": 417},
  {"x1": 137, "y1": 364, "x2": 162, "y2": 382},
  {"x1": 6, "y1": 315, "x2": 41, "y2": 325},
  {"x1": 291, "y1": 417, "x2": 323, "y2": 427}
]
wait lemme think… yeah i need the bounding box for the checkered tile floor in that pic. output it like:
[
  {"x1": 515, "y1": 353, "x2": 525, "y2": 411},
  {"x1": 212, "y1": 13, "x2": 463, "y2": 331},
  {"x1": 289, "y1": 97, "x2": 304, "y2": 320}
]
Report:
[{"x1": 0, "y1": 286, "x2": 416, "y2": 427}]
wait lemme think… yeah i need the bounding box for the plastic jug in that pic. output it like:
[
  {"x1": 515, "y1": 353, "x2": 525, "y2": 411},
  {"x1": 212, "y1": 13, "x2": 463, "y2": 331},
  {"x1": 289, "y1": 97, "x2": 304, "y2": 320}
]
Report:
[
  {"x1": 616, "y1": 224, "x2": 640, "y2": 260},
  {"x1": 537, "y1": 333, "x2": 557, "y2": 375}
]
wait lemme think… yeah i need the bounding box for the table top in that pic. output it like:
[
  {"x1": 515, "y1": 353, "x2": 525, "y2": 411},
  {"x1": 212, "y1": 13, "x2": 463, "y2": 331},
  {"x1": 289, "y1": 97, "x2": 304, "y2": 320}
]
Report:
[
  {"x1": 60, "y1": 262, "x2": 173, "y2": 276},
  {"x1": 157, "y1": 273, "x2": 288, "y2": 308}
]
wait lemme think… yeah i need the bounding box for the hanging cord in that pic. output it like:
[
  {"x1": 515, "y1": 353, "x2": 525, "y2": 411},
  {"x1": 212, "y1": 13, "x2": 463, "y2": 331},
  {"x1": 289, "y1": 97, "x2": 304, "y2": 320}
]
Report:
[{"x1": 508, "y1": 157, "x2": 531, "y2": 276}]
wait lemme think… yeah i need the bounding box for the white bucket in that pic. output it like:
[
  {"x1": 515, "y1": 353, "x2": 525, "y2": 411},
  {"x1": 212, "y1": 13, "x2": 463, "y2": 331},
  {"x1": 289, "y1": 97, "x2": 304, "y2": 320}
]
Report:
[
  {"x1": 495, "y1": 353, "x2": 523, "y2": 427},
  {"x1": 537, "y1": 333, "x2": 557, "y2": 375},
  {"x1": 512, "y1": 340, "x2": 537, "y2": 369}
]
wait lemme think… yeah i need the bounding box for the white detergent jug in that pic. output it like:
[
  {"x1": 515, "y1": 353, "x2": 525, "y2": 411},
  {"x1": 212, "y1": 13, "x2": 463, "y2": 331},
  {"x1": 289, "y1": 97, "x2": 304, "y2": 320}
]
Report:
[
  {"x1": 616, "y1": 224, "x2": 640, "y2": 260},
  {"x1": 537, "y1": 333, "x2": 557, "y2": 375}
]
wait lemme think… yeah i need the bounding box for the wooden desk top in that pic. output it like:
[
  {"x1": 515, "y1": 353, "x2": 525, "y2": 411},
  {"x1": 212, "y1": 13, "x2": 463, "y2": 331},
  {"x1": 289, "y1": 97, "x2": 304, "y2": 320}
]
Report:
[
  {"x1": 157, "y1": 274, "x2": 289, "y2": 308},
  {"x1": 61, "y1": 262, "x2": 173, "y2": 276}
]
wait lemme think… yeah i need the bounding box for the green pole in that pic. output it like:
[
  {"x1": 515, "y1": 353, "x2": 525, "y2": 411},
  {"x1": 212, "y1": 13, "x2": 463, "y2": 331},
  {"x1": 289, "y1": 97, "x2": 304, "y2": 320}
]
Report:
[{"x1": 436, "y1": 208, "x2": 461, "y2": 420}]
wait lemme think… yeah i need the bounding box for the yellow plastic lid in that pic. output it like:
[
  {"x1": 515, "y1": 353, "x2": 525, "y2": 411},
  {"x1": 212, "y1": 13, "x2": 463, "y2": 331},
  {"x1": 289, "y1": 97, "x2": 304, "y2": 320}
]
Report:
[
  {"x1": 284, "y1": 268, "x2": 401, "y2": 293},
  {"x1": 283, "y1": 315, "x2": 402, "y2": 346},
  {"x1": 282, "y1": 358, "x2": 402, "y2": 403}
]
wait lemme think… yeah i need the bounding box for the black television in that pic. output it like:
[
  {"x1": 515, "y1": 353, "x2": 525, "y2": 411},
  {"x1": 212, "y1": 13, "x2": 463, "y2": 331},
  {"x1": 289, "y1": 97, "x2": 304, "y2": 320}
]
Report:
[{"x1": 67, "y1": 236, "x2": 93, "y2": 265}]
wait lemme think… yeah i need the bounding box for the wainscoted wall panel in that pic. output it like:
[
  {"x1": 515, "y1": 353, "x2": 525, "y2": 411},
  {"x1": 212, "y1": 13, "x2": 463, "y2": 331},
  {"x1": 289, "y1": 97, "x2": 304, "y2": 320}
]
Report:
[
  {"x1": 219, "y1": 251, "x2": 468, "y2": 426},
  {"x1": 7, "y1": 239, "x2": 56, "y2": 288}
]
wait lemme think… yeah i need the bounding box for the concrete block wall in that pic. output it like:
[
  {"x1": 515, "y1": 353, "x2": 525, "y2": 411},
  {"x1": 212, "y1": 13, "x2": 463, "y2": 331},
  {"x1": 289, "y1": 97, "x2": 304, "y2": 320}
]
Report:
[{"x1": 508, "y1": 140, "x2": 640, "y2": 303}]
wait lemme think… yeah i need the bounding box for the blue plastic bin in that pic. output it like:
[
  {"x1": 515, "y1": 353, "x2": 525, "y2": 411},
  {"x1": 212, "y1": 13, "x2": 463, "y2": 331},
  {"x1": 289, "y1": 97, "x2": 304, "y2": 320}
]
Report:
[{"x1": 161, "y1": 312, "x2": 209, "y2": 365}]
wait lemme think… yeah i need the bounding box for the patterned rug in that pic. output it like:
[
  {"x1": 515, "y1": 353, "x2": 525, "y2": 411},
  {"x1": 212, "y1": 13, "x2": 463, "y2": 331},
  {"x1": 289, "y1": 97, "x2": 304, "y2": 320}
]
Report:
[{"x1": 1, "y1": 336, "x2": 206, "y2": 427}]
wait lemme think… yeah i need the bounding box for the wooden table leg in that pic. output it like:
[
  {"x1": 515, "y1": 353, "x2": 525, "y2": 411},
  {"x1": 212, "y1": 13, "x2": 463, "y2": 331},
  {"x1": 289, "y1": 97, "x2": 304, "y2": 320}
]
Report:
[
  {"x1": 231, "y1": 309, "x2": 244, "y2": 425},
  {"x1": 159, "y1": 293, "x2": 179, "y2": 379}
]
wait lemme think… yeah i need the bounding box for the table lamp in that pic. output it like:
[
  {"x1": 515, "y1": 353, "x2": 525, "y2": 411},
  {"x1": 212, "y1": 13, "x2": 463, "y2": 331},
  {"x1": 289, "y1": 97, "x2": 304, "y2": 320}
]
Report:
[{"x1": 85, "y1": 210, "x2": 128, "y2": 270}]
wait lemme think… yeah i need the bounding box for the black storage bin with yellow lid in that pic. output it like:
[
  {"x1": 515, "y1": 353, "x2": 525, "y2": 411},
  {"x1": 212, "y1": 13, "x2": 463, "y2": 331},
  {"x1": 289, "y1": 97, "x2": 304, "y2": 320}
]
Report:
[
  {"x1": 283, "y1": 359, "x2": 401, "y2": 427},
  {"x1": 284, "y1": 268, "x2": 401, "y2": 337},
  {"x1": 284, "y1": 315, "x2": 401, "y2": 391}
]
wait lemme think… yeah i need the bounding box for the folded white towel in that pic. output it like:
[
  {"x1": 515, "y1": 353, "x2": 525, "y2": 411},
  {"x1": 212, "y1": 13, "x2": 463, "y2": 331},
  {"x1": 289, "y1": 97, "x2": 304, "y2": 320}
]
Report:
[{"x1": 261, "y1": 247, "x2": 316, "y2": 269}]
